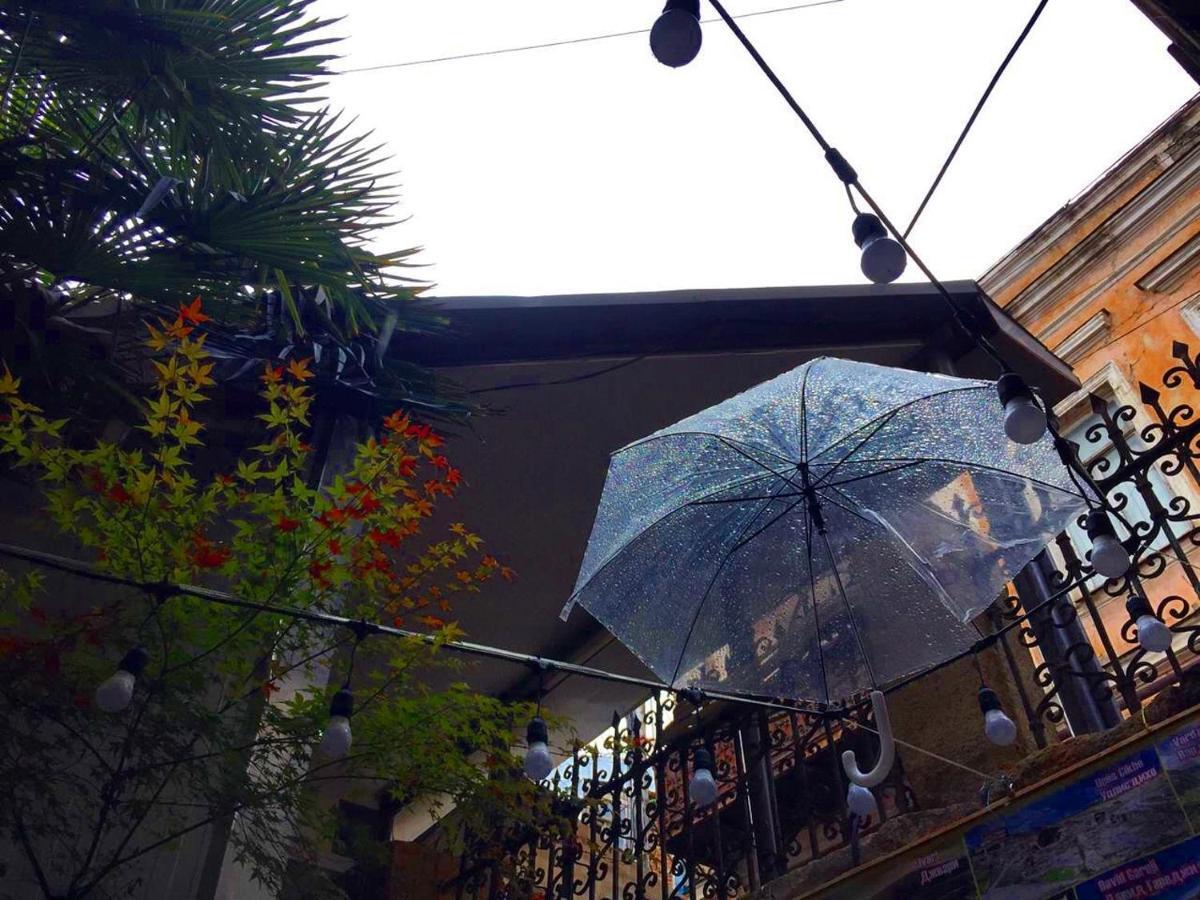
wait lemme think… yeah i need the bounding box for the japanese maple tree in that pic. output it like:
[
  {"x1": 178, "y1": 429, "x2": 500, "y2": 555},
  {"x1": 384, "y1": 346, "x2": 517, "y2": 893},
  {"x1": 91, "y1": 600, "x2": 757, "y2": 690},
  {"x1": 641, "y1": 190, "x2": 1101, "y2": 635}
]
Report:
[{"x1": 0, "y1": 302, "x2": 549, "y2": 899}]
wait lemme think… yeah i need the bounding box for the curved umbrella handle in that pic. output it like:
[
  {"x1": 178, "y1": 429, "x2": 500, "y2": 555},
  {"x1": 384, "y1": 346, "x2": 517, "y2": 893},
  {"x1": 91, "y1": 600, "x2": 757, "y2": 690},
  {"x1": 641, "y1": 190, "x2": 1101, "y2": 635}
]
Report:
[{"x1": 841, "y1": 690, "x2": 895, "y2": 789}]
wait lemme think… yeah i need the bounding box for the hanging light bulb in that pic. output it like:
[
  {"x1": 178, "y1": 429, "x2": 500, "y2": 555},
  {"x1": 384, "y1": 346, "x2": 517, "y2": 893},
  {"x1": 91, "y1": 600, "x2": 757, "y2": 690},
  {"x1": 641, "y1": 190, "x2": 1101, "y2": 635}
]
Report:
[
  {"x1": 650, "y1": 0, "x2": 703, "y2": 68},
  {"x1": 978, "y1": 687, "x2": 1018, "y2": 747},
  {"x1": 846, "y1": 783, "x2": 878, "y2": 819},
  {"x1": 689, "y1": 747, "x2": 719, "y2": 807},
  {"x1": 996, "y1": 373, "x2": 1046, "y2": 445},
  {"x1": 318, "y1": 688, "x2": 354, "y2": 759},
  {"x1": 524, "y1": 716, "x2": 554, "y2": 781},
  {"x1": 95, "y1": 646, "x2": 149, "y2": 713},
  {"x1": 1127, "y1": 596, "x2": 1173, "y2": 653},
  {"x1": 851, "y1": 214, "x2": 907, "y2": 284},
  {"x1": 1086, "y1": 511, "x2": 1130, "y2": 579}
]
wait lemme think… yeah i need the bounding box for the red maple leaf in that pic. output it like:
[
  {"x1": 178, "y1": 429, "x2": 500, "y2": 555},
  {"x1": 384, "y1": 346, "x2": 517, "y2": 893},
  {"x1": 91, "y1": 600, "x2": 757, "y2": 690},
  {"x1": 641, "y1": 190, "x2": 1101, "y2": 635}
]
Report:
[
  {"x1": 178, "y1": 297, "x2": 211, "y2": 325},
  {"x1": 106, "y1": 483, "x2": 133, "y2": 505},
  {"x1": 275, "y1": 516, "x2": 300, "y2": 533}
]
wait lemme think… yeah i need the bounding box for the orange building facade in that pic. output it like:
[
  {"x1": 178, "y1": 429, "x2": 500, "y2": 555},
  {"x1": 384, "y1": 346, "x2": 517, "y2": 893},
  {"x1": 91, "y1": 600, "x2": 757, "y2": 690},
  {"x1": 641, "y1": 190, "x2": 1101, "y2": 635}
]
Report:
[{"x1": 981, "y1": 93, "x2": 1200, "y2": 669}]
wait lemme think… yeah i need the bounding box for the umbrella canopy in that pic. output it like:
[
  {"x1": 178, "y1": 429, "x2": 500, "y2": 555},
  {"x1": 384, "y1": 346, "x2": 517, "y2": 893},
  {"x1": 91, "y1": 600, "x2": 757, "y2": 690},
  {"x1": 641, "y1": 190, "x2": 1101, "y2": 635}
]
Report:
[{"x1": 562, "y1": 358, "x2": 1088, "y2": 705}]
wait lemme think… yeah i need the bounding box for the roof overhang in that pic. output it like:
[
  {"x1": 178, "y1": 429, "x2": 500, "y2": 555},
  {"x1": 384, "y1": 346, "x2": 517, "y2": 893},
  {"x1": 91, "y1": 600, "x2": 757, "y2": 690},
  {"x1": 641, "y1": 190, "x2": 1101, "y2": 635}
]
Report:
[{"x1": 397, "y1": 281, "x2": 1078, "y2": 403}]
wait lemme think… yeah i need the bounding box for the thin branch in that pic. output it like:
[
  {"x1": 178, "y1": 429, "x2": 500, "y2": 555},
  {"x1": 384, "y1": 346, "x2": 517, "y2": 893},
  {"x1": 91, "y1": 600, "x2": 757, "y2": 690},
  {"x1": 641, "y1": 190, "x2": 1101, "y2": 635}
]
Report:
[{"x1": 13, "y1": 806, "x2": 55, "y2": 899}]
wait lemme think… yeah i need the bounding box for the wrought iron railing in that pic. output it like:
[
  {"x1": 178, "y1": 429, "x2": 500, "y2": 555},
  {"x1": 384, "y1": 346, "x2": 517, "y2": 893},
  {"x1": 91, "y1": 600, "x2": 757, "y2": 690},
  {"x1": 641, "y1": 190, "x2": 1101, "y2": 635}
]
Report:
[
  {"x1": 999, "y1": 341, "x2": 1200, "y2": 740},
  {"x1": 444, "y1": 693, "x2": 912, "y2": 899},
  {"x1": 442, "y1": 343, "x2": 1200, "y2": 900}
]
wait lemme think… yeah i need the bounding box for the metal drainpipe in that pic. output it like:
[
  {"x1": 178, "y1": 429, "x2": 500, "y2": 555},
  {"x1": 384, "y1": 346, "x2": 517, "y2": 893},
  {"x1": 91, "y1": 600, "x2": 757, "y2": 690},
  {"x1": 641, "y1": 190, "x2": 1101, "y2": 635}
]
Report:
[{"x1": 1015, "y1": 551, "x2": 1121, "y2": 734}]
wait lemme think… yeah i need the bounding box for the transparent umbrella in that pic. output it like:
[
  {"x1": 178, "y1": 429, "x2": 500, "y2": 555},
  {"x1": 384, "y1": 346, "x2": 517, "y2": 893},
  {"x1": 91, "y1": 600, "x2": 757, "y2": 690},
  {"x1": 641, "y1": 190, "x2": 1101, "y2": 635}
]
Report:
[{"x1": 562, "y1": 357, "x2": 1088, "y2": 714}]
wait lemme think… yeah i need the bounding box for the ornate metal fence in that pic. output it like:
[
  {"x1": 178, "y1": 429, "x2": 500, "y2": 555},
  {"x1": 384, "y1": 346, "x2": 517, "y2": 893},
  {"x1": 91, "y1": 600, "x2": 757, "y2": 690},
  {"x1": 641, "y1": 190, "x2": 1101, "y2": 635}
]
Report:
[
  {"x1": 443, "y1": 343, "x2": 1200, "y2": 900},
  {"x1": 444, "y1": 692, "x2": 913, "y2": 899},
  {"x1": 999, "y1": 341, "x2": 1200, "y2": 741}
]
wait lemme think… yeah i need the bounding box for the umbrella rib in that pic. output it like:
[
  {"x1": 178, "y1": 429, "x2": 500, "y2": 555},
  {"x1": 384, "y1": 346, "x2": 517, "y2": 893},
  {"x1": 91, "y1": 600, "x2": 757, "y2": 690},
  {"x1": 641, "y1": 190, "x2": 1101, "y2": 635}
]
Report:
[
  {"x1": 816, "y1": 525, "x2": 880, "y2": 689},
  {"x1": 714, "y1": 435, "x2": 804, "y2": 487},
  {"x1": 798, "y1": 357, "x2": 816, "y2": 463},
  {"x1": 805, "y1": 384, "x2": 989, "y2": 467},
  {"x1": 691, "y1": 491, "x2": 805, "y2": 506},
  {"x1": 818, "y1": 455, "x2": 1086, "y2": 499},
  {"x1": 806, "y1": 406, "x2": 904, "y2": 489},
  {"x1": 668, "y1": 484, "x2": 801, "y2": 686},
  {"x1": 819, "y1": 485, "x2": 988, "y2": 645},
  {"x1": 565, "y1": 468, "x2": 785, "y2": 609},
  {"x1": 617, "y1": 430, "x2": 795, "y2": 469},
  {"x1": 804, "y1": 507, "x2": 830, "y2": 703},
  {"x1": 818, "y1": 459, "x2": 925, "y2": 489}
]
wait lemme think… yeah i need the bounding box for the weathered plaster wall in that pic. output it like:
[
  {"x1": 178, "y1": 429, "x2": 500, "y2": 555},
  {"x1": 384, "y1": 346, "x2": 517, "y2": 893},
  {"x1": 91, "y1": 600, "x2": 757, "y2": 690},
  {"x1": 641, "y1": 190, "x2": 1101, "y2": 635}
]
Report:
[{"x1": 982, "y1": 93, "x2": 1200, "y2": 662}]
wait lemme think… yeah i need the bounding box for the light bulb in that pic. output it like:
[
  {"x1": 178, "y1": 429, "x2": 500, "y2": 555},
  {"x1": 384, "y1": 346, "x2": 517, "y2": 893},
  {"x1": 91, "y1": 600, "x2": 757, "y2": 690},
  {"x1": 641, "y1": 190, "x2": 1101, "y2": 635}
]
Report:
[
  {"x1": 524, "y1": 741, "x2": 554, "y2": 781},
  {"x1": 650, "y1": 1, "x2": 702, "y2": 68},
  {"x1": 95, "y1": 646, "x2": 148, "y2": 714},
  {"x1": 1091, "y1": 533, "x2": 1130, "y2": 579},
  {"x1": 1003, "y1": 396, "x2": 1046, "y2": 445},
  {"x1": 852, "y1": 214, "x2": 906, "y2": 284},
  {"x1": 690, "y1": 767, "x2": 719, "y2": 807},
  {"x1": 860, "y1": 235, "x2": 907, "y2": 284},
  {"x1": 319, "y1": 715, "x2": 352, "y2": 758},
  {"x1": 1136, "y1": 614, "x2": 1173, "y2": 653},
  {"x1": 524, "y1": 715, "x2": 554, "y2": 781},
  {"x1": 984, "y1": 709, "x2": 1018, "y2": 747},
  {"x1": 846, "y1": 784, "x2": 878, "y2": 819},
  {"x1": 95, "y1": 670, "x2": 136, "y2": 713},
  {"x1": 996, "y1": 373, "x2": 1045, "y2": 444}
]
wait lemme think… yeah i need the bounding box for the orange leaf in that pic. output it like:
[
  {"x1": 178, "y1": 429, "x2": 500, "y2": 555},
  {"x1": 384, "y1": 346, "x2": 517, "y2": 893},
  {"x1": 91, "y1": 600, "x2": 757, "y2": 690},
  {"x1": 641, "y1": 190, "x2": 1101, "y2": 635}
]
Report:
[
  {"x1": 285, "y1": 357, "x2": 314, "y2": 382},
  {"x1": 178, "y1": 297, "x2": 211, "y2": 325}
]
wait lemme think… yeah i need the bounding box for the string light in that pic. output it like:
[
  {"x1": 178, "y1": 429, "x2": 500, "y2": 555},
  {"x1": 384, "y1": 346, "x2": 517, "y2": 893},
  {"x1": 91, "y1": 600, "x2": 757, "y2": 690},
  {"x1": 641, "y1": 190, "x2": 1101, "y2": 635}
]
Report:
[
  {"x1": 1086, "y1": 511, "x2": 1131, "y2": 579},
  {"x1": 95, "y1": 645, "x2": 149, "y2": 713},
  {"x1": 319, "y1": 687, "x2": 355, "y2": 759},
  {"x1": 689, "y1": 746, "x2": 719, "y2": 806},
  {"x1": 846, "y1": 783, "x2": 878, "y2": 819},
  {"x1": 996, "y1": 373, "x2": 1046, "y2": 445},
  {"x1": 1126, "y1": 596, "x2": 1173, "y2": 654},
  {"x1": 978, "y1": 687, "x2": 1017, "y2": 747},
  {"x1": 650, "y1": 0, "x2": 703, "y2": 68},
  {"x1": 524, "y1": 661, "x2": 554, "y2": 781},
  {"x1": 851, "y1": 213, "x2": 906, "y2": 284}
]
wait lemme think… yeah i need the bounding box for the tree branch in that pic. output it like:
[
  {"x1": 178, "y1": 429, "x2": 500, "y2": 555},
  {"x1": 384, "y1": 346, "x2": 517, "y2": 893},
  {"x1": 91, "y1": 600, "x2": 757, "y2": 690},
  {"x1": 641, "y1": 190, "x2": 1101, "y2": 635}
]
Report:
[{"x1": 13, "y1": 806, "x2": 55, "y2": 899}]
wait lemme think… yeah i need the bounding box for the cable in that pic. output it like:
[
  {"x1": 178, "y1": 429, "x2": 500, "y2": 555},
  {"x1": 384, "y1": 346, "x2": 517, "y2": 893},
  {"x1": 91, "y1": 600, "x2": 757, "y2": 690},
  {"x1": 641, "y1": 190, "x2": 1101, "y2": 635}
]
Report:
[
  {"x1": 335, "y1": 1, "x2": 845, "y2": 74},
  {"x1": 470, "y1": 355, "x2": 647, "y2": 396},
  {"x1": 903, "y1": 0, "x2": 1051, "y2": 239},
  {"x1": 0, "y1": 539, "x2": 1111, "y2": 781}
]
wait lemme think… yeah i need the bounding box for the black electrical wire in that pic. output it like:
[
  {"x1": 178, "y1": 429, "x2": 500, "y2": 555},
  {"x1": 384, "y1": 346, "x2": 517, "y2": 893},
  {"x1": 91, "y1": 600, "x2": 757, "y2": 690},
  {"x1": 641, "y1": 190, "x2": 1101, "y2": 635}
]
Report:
[
  {"x1": 335, "y1": 1, "x2": 845, "y2": 74},
  {"x1": 704, "y1": 0, "x2": 1014, "y2": 376},
  {"x1": 0, "y1": 539, "x2": 1092, "y2": 712},
  {"x1": 903, "y1": 0, "x2": 1051, "y2": 239}
]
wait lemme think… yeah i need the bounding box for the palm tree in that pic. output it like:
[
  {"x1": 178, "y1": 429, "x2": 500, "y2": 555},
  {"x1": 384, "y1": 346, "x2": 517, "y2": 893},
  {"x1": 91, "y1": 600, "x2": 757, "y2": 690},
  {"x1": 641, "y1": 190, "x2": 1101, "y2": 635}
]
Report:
[{"x1": 0, "y1": 0, "x2": 454, "y2": 417}]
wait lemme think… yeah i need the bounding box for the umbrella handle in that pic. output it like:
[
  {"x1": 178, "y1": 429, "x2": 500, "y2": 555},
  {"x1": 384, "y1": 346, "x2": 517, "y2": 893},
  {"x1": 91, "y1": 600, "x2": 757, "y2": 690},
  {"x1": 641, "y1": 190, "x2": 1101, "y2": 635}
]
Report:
[{"x1": 841, "y1": 690, "x2": 895, "y2": 789}]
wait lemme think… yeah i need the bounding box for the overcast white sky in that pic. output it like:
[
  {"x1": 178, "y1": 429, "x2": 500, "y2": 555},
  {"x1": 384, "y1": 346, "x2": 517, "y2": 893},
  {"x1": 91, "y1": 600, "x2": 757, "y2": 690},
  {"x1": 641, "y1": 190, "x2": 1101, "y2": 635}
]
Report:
[{"x1": 314, "y1": 0, "x2": 1197, "y2": 298}]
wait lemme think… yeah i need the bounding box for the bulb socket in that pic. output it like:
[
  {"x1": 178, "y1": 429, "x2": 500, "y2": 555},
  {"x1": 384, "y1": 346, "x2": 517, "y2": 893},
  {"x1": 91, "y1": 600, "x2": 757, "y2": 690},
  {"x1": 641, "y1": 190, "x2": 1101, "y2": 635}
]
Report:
[
  {"x1": 978, "y1": 686, "x2": 1002, "y2": 714},
  {"x1": 851, "y1": 213, "x2": 887, "y2": 249},
  {"x1": 526, "y1": 715, "x2": 549, "y2": 746},
  {"x1": 119, "y1": 645, "x2": 149, "y2": 676},
  {"x1": 1125, "y1": 595, "x2": 1154, "y2": 621},
  {"x1": 662, "y1": 0, "x2": 700, "y2": 14},
  {"x1": 693, "y1": 746, "x2": 714, "y2": 773},
  {"x1": 996, "y1": 373, "x2": 1033, "y2": 407},
  {"x1": 329, "y1": 687, "x2": 354, "y2": 719},
  {"x1": 1085, "y1": 510, "x2": 1117, "y2": 542}
]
